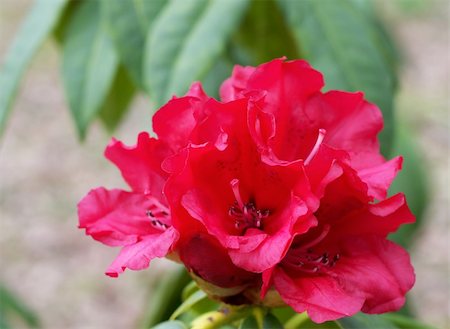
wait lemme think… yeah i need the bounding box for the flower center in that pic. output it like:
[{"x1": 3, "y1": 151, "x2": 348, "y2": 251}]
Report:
[
  {"x1": 283, "y1": 224, "x2": 340, "y2": 274},
  {"x1": 145, "y1": 198, "x2": 170, "y2": 231},
  {"x1": 228, "y1": 179, "x2": 270, "y2": 232}
]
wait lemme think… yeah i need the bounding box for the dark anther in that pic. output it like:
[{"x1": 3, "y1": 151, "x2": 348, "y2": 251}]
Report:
[{"x1": 146, "y1": 210, "x2": 154, "y2": 218}]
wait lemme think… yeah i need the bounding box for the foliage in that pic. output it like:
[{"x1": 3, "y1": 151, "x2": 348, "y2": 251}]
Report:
[{"x1": 2, "y1": 0, "x2": 397, "y2": 149}]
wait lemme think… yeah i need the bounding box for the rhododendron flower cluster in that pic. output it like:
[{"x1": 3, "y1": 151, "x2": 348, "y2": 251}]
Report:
[{"x1": 78, "y1": 59, "x2": 415, "y2": 323}]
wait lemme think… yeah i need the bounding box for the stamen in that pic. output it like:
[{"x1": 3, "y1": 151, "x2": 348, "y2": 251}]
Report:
[
  {"x1": 304, "y1": 128, "x2": 326, "y2": 165},
  {"x1": 228, "y1": 179, "x2": 270, "y2": 232},
  {"x1": 146, "y1": 200, "x2": 170, "y2": 231},
  {"x1": 299, "y1": 224, "x2": 330, "y2": 251},
  {"x1": 230, "y1": 179, "x2": 245, "y2": 209}
]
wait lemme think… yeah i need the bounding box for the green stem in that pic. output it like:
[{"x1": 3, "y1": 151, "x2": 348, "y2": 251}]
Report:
[
  {"x1": 284, "y1": 312, "x2": 310, "y2": 329},
  {"x1": 190, "y1": 305, "x2": 254, "y2": 329}
]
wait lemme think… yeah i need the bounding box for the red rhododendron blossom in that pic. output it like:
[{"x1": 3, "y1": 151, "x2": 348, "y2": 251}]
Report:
[{"x1": 78, "y1": 58, "x2": 415, "y2": 323}]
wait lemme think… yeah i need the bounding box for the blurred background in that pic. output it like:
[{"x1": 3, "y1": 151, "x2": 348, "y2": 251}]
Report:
[{"x1": 0, "y1": 0, "x2": 448, "y2": 328}]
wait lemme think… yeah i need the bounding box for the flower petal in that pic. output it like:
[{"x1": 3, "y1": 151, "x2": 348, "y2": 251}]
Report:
[
  {"x1": 106, "y1": 227, "x2": 178, "y2": 277},
  {"x1": 78, "y1": 187, "x2": 167, "y2": 246},
  {"x1": 105, "y1": 132, "x2": 170, "y2": 198},
  {"x1": 273, "y1": 267, "x2": 364, "y2": 323},
  {"x1": 334, "y1": 236, "x2": 415, "y2": 314},
  {"x1": 358, "y1": 156, "x2": 403, "y2": 200},
  {"x1": 179, "y1": 233, "x2": 256, "y2": 288}
]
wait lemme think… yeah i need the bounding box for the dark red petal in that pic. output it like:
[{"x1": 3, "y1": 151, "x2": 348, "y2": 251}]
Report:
[
  {"x1": 179, "y1": 233, "x2": 256, "y2": 288},
  {"x1": 106, "y1": 227, "x2": 178, "y2": 277},
  {"x1": 78, "y1": 187, "x2": 169, "y2": 246},
  {"x1": 105, "y1": 132, "x2": 170, "y2": 198},
  {"x1": 273, "y1": 267, "x2": 364, "y2": 323},
  {"x1": 333, "y1": 236, "x2": 415, "y2": 314}
]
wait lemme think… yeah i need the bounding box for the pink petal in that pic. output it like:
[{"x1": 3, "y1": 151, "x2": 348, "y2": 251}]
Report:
[
  {"x1": 306, "y1": 91, "x2": 385, "y2": 169},
  {"x1": 78, "y1": 188, "x2": 167, "y2": 246},
  {"x1": 334, "y1": 236, "x2": 415, "y2": 314},
  {"x1": 105, "y1": 132, "x2": 170, "y2": 198},
  {"x1": 328, "y1": 193, "x2": 415, "y2": 240},
  {"x1": 273, "y1": 267, "x2": 364, "y2": 323},
  {"x1": 106, "y1": 227, "x2": 178, "y2": 277},
  {"x1": 358, "y1": 156, "x2": 403, "y2": 200},
  {"x1": 220, "y1": 65, "x2": 256, "y2": 102}
]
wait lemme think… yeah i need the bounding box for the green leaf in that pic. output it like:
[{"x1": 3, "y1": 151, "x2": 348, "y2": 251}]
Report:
[
  {"x1": 170, "y1": 290, "x2": 207, "y2": 320},
  {"x1": 239, "y1": 315, "x2": 260, "y2": 329},
  {"x1": 144, "y1": 0, "x2": 250, "y2": 106},
  {"x1": 102, "y1": 0, "x2": 166, "y2": 88},
  {"x1": 232, "y1": 0, "x2": 299, "y2": 64},
  {"x1": 140, "y1": 267, "x2": 191, "y2": 329},
  {"x1": 388, "y1": 124, "x2": 428, "y2": 248},
  {"x1": 337, "y1": 313, "x2": 397, "y2": 329},
  {"x1": 278, "y1": 0, "x2": 397, "y2": 155},
  {"x1": 0, "y1": 0, "x2": 67, "y2": 136},
  {"x1": 151, "y1": 320, "x2": 187, "y2": 329},
  {"x1": 0, "y1": 284, "x2": 40, "y2": 328},
  {"x1": 200, "y1": 55, "x2": 234, "y2": 99},
  {"x1": 262, "y1": 313, "x2": 284, "y2": 329},
  {"x1": 380, "y1": 313, "x2": 437, "y2": 329},
  {"x1": 61, "y1": 0, "x2": 118, "y2": 138},
  {"x1": 99, "y1": 65, "x2": 136, "y2": 131}
]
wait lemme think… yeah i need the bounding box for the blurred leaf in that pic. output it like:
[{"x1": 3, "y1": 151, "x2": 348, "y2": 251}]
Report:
[
  {"x1": 337, "y1": 313, "x2": 397, "y2": 329},
  {"x1": 262, "y1": 313, "x2": 284, "y2": 329},
  {"x1": 144, "y1": 0, "x2": 250, "y2": 106},
  {"x1": 389, "y1": 125, "x2": 428, "y2": 248},
  {"x1": 102, "y1": 0, "x2": 166, "y2": 89},
  {"x1": 61, "y1": 0, "x2": 118, "y2": 138},
  {"x1": 232, "y1": 0, "x2": 299, "y2": 64},
  {"x1": 99, "y1": 65, "x2": 136, "y2": 131},
  {"x1": 170, "y1": 290, "x2": 207, "y2": 320},
  {"x1": 0, "y1": 284, "x2": 40, "y2": 328},
  {"x1": 200, "y1": 55, "x2": 234, "y2": 99},
  {"x1": 348, "y1": 0, "x2": 401, "y2": 88},
  {"x1": 278, "y1": 0, "x2": 397, "y2": 156},
  {"x1": 53, "y1": 0, "x2": 81, "y2": 43},
  {"x1": 380, "y1": 313, "x2": 436, "y2": 329},
  {"x1": 151, "y1": 320, "x2": 187, "y2": 329},
  {"x1": 0, "y1": 0, "x2": 67, "y2": 136},
  {"x1": 140, "y1": 267, "x2": 191, "y2": 329},
  {"x1": 272, "y1": 307, "x2": 297, "y2": 324},
  {"x1": 239, "y1": 315, "x2": 260, "y2": 329}
]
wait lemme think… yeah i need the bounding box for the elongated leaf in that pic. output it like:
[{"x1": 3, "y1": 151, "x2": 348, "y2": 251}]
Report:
[
  {"x1": 278, "y1": 0, "x2": 396, "y2": 155},
  {"x1": 170, "y1": 290, "x2": 207, "y2": 320},
  {"x1": 181, "y1": 281, "x2": 199, "y2": 302},
  {"x1": 102, "y1": 0, "x2": 166, "y2": 88},
  {"x1": 140, "y1": 267, "x2": 191, "y2": 329},
  {"x1": 99, "y1": 65, "x2": 136, "y2": 131},
  {"x1": 151, "y1": 320, "x2": 187, "y2": 329},
  {"x1": 380, "y1": 313, "x2": 436, "y2": 329},
  {"x1": 0, "y1": 284, "x2": 40, "y2": 328},
  {"x1": 61, "y1": 0, "x2": 118, "y2": 138},
  {"x1": 389, "y1": 124, "x2": 428, "y2": 248},
  {"x1": 337, "y1": 313, "x2": 397, "y2": 329},
  {"x1": 262, "y1": 313, "x2": 283, "y2": 329},
  {"x1": 239, "y1": 315, "x2": 260, "y2": 329},
  {"x1": 0, "y1": 0, "x2": 67, "y2": 136},
  {"x1": 145, "y1": 0, "x2": 250, "y2": 106},
  {"x1": 232, "y1": 0, "x2": 299, "y2": 64}
]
